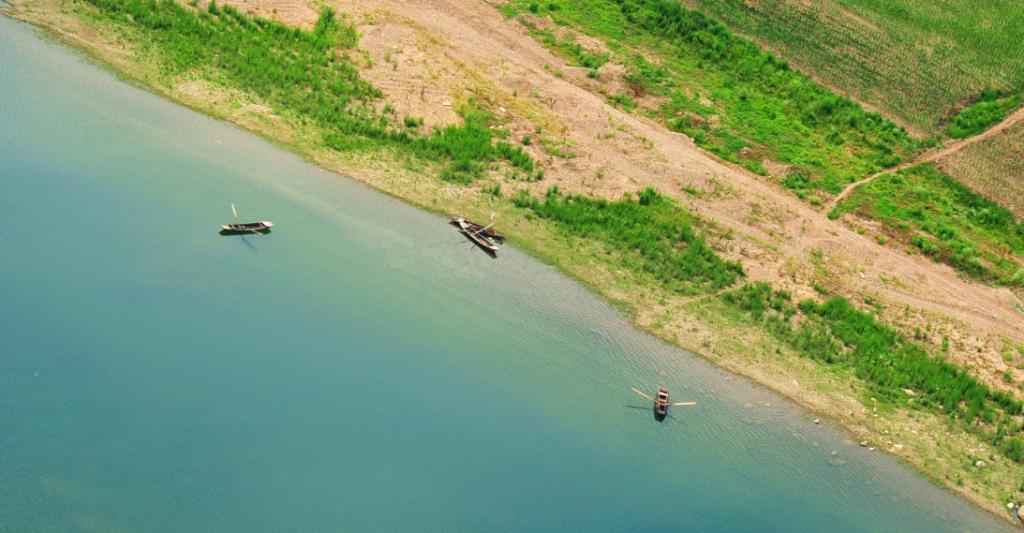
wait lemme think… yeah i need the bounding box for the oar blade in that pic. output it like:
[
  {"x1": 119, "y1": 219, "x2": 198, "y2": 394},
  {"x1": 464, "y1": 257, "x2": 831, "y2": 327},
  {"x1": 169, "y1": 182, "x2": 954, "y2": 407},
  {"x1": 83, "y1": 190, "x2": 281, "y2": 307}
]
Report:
[{"x1": 630, "y1": 387, "x2": 654, "y2": 402}]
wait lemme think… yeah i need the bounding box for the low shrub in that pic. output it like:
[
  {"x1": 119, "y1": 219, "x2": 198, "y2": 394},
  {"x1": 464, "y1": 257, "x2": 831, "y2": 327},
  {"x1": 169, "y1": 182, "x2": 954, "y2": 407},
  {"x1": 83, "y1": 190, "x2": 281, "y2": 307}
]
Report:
[
  {"x1": 832, "y1": 164, "x2": 1024, "y2": 285},
  {"x1": 514, "y1": 187, "x2": 743, "y2": 293},
  {"x1": 945, "y1": 91, "x2": 1022, "y2": 139}
]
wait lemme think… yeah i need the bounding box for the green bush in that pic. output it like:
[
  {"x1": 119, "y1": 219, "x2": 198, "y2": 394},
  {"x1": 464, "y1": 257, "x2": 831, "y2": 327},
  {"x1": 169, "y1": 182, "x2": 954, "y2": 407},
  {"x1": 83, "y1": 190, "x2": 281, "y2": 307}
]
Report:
[
  {"x1": 945, "y1": 91, "x2": 1022, "y2": 139},
  {"x1": 530, "y1": 26, "x2": 608, "y2": 70},
  {"x1": 439, "y1": 159, "x2": 479, "y2": 184},
  {"x1": 514, "y1": 187, "x2": 743, "y2": 293}
]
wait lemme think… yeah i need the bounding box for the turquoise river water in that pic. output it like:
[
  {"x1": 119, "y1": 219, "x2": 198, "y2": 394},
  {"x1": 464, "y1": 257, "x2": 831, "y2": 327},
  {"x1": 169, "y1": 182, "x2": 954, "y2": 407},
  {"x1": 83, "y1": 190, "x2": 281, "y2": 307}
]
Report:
[{"x1": 0, "y1": 14, "x2": 1009, "y2": 532}]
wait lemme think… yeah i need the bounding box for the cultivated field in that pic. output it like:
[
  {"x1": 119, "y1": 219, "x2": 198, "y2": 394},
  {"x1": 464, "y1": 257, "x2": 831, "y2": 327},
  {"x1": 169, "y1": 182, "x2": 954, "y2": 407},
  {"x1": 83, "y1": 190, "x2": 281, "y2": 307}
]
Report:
[
  {"x1": 938, "y1": 121, "x2": 1024, "y2": 218},
  {"x1": 686, "y1": 0, "x2": 1024, "y2": 133}
]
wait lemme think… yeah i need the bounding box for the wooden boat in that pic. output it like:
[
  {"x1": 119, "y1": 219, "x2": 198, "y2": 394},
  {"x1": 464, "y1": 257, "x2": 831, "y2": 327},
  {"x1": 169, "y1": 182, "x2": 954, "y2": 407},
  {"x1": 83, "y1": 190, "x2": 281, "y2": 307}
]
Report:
[
  {"x1": 220, "y1": 203, "x2": 273, "y2": 235},
  {"x1": 631, "y1": 385, "x2": 696, "y2": 422},
  {"x1": 220, "y1": 221, "x2": 274, "y2": 235},
  {"x1": 448, "y1": 215, "x2": 505, "y2": 242},
  {"x1": 448, "y1": 215, "x2": 501, "y2": 257},
  {"x1": 459, "y1": 225, "x2": 499, "y2": 257},
  {"x1": 653, "y1": 386, "x2": 670, "y2": 421}
]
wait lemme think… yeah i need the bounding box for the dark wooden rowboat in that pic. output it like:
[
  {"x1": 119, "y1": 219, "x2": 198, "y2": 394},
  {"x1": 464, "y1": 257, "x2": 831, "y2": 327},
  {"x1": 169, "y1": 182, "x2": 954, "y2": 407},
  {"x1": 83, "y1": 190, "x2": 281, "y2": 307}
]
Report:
[
  {"x1": 630, "y1": 385, "x2": 695, "y2": 422},
  {"x1": 654, "y1": 385, "x2": 670, "y2": 422},
  {"x1": 220, "y1": 221, "x2": 273, "y2": 235},
  {"x1": 220, "y1": 203, "x2": 273, "y2": 235},
  {"x1": 459, "y1": 226, "x2": 499, "y2": 257},
  {"x1": 448, "y1": 215, "x2": 505, "y2": 241}
]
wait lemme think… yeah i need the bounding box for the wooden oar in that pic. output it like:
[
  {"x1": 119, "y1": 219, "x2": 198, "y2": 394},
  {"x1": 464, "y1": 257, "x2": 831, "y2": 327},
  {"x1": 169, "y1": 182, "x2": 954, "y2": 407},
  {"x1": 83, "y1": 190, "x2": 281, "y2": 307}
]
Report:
[
  {"x1": 630, "y1": 387, "x2": 654, "y2": 402},
  {"x1": 230, "y1": 203, "x2": 266, "y2": 236},
  {"x1": 462, "y1": 221, "x2": 499, "y2": 250},
  {"x1": 472, "y1": 212, "x2": 499, "y2": 236},
  {"x1": 464, "y1": 212, "x2": 499, "y2": 238}
]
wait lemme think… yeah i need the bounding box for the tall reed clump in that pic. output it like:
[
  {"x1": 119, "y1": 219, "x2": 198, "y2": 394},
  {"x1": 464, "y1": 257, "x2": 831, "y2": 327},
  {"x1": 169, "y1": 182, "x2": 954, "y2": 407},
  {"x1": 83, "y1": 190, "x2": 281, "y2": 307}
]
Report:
[
  {"x1": 514, "y1": 187, "x2": 743, "y2": 294},
  {"x1": 85, "y1": 0, "x2": 533, "y2": 182},
  {"x1": 724, "y1": 282, "x2": 1024, "y2": 462}
]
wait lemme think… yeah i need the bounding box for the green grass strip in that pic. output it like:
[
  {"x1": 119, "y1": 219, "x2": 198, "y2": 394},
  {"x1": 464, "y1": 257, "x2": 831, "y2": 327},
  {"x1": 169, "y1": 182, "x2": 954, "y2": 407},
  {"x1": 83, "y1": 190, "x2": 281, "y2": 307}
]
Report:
[
  {"x1": 514, "y1": 187, "x2": 743, "y2": 294},
  {"x1": 505, "y1": 0, "x2": 925, "y2": 193},
  {"x1": 724, "y1": 282, "x2": 1024, "y2": 462},
  {"x1": 945, "y1": 90, "x2": 1022, "y2": 139}
]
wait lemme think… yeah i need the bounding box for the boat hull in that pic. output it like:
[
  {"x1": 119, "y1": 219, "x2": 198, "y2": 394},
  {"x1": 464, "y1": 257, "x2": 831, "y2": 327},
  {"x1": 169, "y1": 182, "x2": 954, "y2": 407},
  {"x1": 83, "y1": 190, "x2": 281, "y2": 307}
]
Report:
[
  {"x1": 448, "y1": 216, "x2": 505, "y2": 241},
  {"x1": 654, "y1": 386, "x2": 669, "y2": 421},
  {"x1": 459, "y1": 229, "x2": 499, "y2": 257},
  {"x1": 220, "y1": 221, "x2": 273, "y2": 235},
  {"x1": 450, "y1": 217, "x2": 499, "y2": 256}
]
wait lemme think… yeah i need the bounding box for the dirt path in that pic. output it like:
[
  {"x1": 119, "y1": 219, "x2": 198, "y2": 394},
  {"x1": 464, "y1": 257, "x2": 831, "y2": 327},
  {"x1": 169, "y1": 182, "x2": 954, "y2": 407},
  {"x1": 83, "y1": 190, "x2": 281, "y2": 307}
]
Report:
[{"x1": 828, "y1": 106, "x2": 1024, "y2": 210}]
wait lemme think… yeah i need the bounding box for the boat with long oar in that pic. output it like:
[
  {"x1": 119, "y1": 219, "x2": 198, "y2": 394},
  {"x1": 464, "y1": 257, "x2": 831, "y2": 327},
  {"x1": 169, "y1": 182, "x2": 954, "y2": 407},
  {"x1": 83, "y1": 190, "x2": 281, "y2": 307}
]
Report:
[
  {"x1": 220, "y1": 203, "x2": 273, "y2": 235},
  {"x1": 631, "y1": 385, "x2": 696, "y2": 422},
  {"x1": 449, "y1": 214, "x2": 505, "y2": 242}
]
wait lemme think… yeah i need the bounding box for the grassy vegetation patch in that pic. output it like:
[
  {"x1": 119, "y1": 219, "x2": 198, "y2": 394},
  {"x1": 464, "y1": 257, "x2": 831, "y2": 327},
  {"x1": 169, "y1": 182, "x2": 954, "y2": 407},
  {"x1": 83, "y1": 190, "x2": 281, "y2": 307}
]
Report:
[
  {"x1": 513, "y1": 187, "x2": 743, "y2": 294},
  {"x1": 724, "y1": 282, "x2": 1024, "y2": 462},
  {"x1": 944, "y1": 90, "x2": 1022, "y2": 139},
  {"x1": 831, "y1": 164, "x2": 1024, "y2": 286},
  {"x1": 504, "y1": 0, "x2": 923, "y2": 194},
  {"x1": 690, "y1": 0, "x2": 1024, "y2": 133},
  {"x1": 526, "y1": 26, "x2": 609, "y2": 70},
  {"x1": 84, "y1": 0, "x2": 533, "y2": 181}
]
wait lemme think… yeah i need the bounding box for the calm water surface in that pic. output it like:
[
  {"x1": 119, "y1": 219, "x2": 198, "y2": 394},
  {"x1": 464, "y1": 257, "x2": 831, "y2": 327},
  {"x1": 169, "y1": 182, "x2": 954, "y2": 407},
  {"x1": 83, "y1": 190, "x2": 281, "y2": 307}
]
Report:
[{"x1": 0, "y1": 15, "x2": 1009, "y2": 532}]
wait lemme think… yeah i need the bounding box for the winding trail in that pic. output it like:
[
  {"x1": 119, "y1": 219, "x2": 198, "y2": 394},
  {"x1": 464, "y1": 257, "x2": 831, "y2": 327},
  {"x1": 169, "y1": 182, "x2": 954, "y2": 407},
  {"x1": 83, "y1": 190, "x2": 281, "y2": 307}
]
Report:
[{"x1": 827, "y1": 106, "x2": 1024, "y2": 210}]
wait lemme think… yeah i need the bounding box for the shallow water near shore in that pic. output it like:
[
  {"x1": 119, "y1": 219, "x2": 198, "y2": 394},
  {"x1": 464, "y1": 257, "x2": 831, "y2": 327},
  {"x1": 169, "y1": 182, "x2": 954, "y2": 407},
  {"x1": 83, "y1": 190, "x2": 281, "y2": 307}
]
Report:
[{"x1": 0, "y1": 15, "x2": 1010, "y2": 532}]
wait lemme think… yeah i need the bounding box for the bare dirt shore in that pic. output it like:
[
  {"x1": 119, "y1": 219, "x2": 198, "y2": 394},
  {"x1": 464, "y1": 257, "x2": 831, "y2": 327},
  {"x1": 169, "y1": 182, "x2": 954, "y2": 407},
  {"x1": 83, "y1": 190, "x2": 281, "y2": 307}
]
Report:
[{"x1": 6, "y1": 0, "x2": 1023, "y2": 523}]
